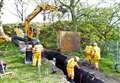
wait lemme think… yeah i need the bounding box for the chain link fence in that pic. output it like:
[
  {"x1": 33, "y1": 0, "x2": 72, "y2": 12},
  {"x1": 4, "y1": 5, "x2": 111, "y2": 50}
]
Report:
[{"x1": 99, "y1": 40, "x2": 120, "y2": 72}]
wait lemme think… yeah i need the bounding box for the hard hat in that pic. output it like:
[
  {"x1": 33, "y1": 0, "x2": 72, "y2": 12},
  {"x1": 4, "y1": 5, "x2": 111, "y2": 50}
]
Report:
[
  {"x1": 53, "y1": 58, "x2": 56, "y2": 61},
  {"x1": 74, "y1": 56, "x2": 80, "y2": 62},
  {"x1": 92, "y1": 42, "x2": 97, "y2": 46}
]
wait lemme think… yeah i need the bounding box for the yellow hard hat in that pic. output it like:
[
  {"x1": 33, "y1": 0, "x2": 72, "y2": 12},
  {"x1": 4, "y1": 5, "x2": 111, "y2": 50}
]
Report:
[{"x1": 14, "y1": 28, "x2": 18, "y2": 32}]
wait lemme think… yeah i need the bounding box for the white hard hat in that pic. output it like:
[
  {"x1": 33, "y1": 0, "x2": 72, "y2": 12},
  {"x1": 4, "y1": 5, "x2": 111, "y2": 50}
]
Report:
[
  {"x1": 53, "y1": 58, "x2": 56, "y2": 61},
  {"x1": 92, "y1": 42, "x2": 97, "y2": 46},
  {"x1": 74, "y1": 56, "x2": 80, "y2": 62}
]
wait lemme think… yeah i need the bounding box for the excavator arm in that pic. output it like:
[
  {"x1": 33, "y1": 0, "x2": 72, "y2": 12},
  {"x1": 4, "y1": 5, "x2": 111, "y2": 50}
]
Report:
[{"x1": 23, "y1": 3, "x2": 59, "y2": 39}]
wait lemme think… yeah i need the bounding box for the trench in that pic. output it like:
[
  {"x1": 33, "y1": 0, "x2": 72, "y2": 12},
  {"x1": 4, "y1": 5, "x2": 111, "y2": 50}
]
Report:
[{"x1": 43, "y1": 50, "x2": 104, "y2": 83}]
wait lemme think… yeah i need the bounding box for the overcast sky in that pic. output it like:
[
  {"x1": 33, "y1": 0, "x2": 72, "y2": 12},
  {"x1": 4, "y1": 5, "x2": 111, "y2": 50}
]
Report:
[
  {"x1": 2, "y1": 0, "x2": 42, "y2": 24},
  {"x1": 1, "y1": 0, "x2": 120, "y2": 24}
]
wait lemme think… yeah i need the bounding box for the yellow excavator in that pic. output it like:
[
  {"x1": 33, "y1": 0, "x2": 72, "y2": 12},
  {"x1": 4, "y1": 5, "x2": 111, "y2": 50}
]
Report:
[
  {"x1": 11, "y1": 3, "x2": 64, "y2": 46},
  {"x1": 22, "y1": 3, "x2": 61, "y2": 39},
  {"x1": 0, "y1": 3, "x2": 65, "y2": 44},
  {"x1": 23, "y1": 3, "x2": 60, "y2": 39}
]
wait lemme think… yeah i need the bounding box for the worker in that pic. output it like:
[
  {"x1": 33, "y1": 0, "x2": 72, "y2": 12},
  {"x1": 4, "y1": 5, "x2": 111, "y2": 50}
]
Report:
[
  {"x1": 12, "y1": 28, "x2": 25, "y2": 46},
  {"x1": 32, "y1": 39, "x2": 44, "y2": 66},
  {"x1": 14, "y1": 28, "x2": 24, "y2": 38},
  {"x1": 49, "y1": 58, "x2": 57, "y2": 74},
  {"x1": 91, "y1": 42, "x2": 101, "y2": 70},
  {"x1": 25, "y1": 41, "x2": 33, "y2": 64},
  {"x1": 84, "y1": 44, "x2": 92, "y2": 64},
  {"x1": 66, "y1": 56, "x2": 80, "y2": 83},
  {"x1": 27, "y1": 27, "x2": 33, "y2": 40},
  {"x1": 0, "y1": 61, "x2": 6, "y2": 74},
  {"x1": 51, "y1": 58, "x2": 57, "y2": 73},
  {"x1": 12, "y1": 26, "x2": 30, "y2": 46},
  {"x1": 19, "y1": 41, "x2": 26, "y2": 53}
]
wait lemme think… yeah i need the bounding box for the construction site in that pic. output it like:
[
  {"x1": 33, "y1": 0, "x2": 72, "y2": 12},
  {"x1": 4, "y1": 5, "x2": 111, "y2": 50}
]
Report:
[{"x1": 0, "y1": 0, "x2": 120, "y2": 83}]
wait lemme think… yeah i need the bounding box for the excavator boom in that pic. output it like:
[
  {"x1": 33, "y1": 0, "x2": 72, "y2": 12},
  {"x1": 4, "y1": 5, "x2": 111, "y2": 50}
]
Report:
[{"x1": 23, "y1": 4, "x2": 59, "y2": 39}]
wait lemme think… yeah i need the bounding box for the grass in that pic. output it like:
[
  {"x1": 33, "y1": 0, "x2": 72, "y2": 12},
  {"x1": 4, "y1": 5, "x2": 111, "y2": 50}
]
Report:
[
  {"x1": 0, "y1": 42, "x2": 120, "y2": 82},
  {"x1": 0, "y1": 43, "x2": 66, "y2": 83},
  {"x1": 100, "y1": 56, "x2": 120, "y2": 80},
  {"x1": 64, "y1": 50, "x2": 120, "y2": 81}
]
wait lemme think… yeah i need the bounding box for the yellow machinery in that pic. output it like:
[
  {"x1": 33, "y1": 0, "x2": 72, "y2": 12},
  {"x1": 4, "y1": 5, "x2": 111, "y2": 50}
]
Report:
[
  {"x1": 11, "y1": 3, "x2": 63, "y2": 46},
  {"x1": 22, "y1": 3, "x2": 59, "y2": 39},
  {"x1": 0, "y1": 3, "x2": 66, "y2": 43}
]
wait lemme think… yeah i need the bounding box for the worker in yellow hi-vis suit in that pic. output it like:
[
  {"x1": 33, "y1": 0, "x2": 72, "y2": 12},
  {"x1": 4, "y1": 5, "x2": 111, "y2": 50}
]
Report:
[
  {"x1": 27, "y1": 27, "x2": 33, "y2": 40},
  {"x1": 32, "y1": 40, "x2": 44, "y2": 66},
  {"x1": 14, "y1": 28, "x2": 24, "y2": 38},
  {"x1": 91, "y1": 42, "x2": 101, "y2": 70},
  {"x1": 66, "y1": 56, "x2": 80, "y2": 83},
  {"x1": 84, "y1": 45, "x2": 92, "y2": 63}
]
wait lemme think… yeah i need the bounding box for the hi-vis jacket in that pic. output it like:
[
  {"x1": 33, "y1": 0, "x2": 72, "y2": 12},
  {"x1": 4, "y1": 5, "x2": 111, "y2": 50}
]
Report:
[
  {"x1": 67, "y1": 58, "x2": 79, "y2": 73},
  {"x1": 84, "y1": 46, "x2": 92, "y2": 61},
  {"x1": 32, "y1": 44, "x2": 44, "y2": 66},
  {"x1": 91, "y1": 46, "x2": 101, "y2": 61}
]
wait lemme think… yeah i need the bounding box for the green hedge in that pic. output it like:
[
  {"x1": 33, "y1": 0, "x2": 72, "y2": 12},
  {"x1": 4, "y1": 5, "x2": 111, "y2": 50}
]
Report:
[{"x1": 2, "y1": 21, "x2": 120, "y2": 56}]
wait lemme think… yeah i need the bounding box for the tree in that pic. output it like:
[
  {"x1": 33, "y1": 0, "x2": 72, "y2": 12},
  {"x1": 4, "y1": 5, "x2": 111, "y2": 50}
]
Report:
[
  {"x1": 57, "y1": 0, "x2": 72, "y2": 21},
  {"x1": 14, "y1": 0, "x2": 28, "y2": 22},
  {"x1": 54, "y1": 0, "x2": 88, "y2": 31},
  {"x1": 0, "y1": 0, "x2": 11, "y2": 42}
]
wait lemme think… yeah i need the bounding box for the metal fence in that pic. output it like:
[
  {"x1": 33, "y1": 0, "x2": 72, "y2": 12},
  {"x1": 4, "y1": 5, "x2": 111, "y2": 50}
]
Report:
[{"x1": 99, "y1": 41, "x2": 120, "y2": 72}]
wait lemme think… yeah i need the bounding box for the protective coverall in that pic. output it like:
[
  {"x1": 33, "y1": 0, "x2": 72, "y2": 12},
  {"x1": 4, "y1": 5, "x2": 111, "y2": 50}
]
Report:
[
  {"x1": 91, "y1": 46, "x2": 101, "y2": 69},
  {"x1": 84, "y1": 46, "x2": 92, "y2": 63},
  {"x1": 25, "y1": 44, "x2": 32, "y2": 64},
  {"x1": 14, "y1": 28, "x2": 24, "y2": 38},
  {"x1": 27, "y1": 27, "x2": 33, "y2": 40},
  {"x1": 66, "y1": 58, "x2": 79, "y2": 81},
  {"x1": 32, "y1": 44, "x2": 43, "y2": 66}
]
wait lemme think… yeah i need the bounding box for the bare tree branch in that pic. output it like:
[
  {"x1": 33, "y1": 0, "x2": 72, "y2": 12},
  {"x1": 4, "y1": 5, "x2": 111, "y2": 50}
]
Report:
[
  {"x1": 111, "y1": 18, "x2": 120, "y2": 26},
  {"x1": 14, "y1": 0, "x2": 27, "y2": 22},
  {"x1": 0, "y1": 0, "x2": 4, "y2": 11},
  {"x1": 70, "y1": 0, "x2": 74, "y2": 7},
  {"x1": 108, "y1": 3, "x2": 120, "y2": 26},
  {"x1": 58, "y1": 0, "x2": 70, "y2": 9},
  {"x1": 75, "y1": 0, "x2": 80, "y2": 6},
  {"x1": 108, "y1": 11, "x2": 117, "y2": 25}
]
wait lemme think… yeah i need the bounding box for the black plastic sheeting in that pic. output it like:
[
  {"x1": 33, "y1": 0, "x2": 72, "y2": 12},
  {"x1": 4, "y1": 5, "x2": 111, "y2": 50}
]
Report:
[{"x1": 43, "y1": 50, "x2": 104, "y2": 83}]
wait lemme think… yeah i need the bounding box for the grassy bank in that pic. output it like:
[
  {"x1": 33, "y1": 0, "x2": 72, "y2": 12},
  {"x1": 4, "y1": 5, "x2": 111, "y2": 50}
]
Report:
[
  {"x1": 0, "y1": 43, "x2": 67, "y2": 83},
  {"x1": 0, "y1": 43, "x2": 120, "y2": 82}
]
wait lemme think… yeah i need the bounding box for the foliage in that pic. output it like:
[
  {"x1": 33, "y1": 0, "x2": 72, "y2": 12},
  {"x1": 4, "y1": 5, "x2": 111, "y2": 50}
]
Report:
[
  {"x1": 3, "y1": 24, "x2": 18, "y2": 36},
  {"x1": 0, "y1": 42, "x2": 120, "y2": 82},
  {"x1": 0, "y1": 43, "x2": 66, "y2": 83},
  {"x1": 3, "y1": 6, "x2": 120, "y2": 57},
  {"x1": 1, "y1": 0, "x2": 120, "y2": 82},
  {"x1": 100, "y1": 55, "x2": 120, "y2": 80},
  {"x1": 2, "y1": 23, "x2": 44, "y2": 36},
  {"x1": 38, "y1": 21, "x2": 72, "y2": 48}
]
